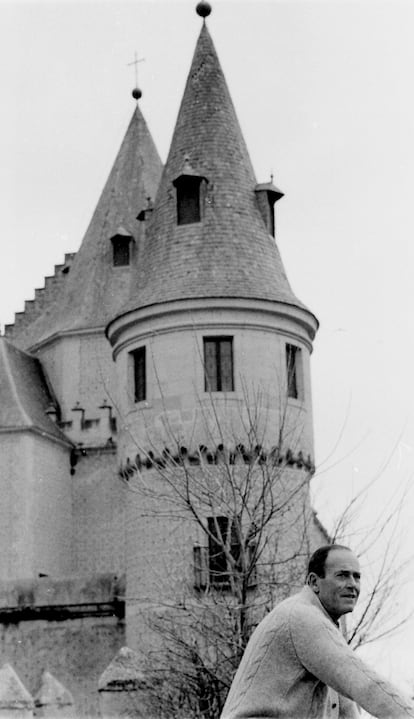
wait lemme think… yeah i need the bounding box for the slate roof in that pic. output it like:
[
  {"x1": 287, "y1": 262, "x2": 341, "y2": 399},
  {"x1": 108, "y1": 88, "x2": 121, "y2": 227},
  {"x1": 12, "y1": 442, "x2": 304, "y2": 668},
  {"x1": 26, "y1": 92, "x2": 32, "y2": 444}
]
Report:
[
  {"x1": 0, "y1": 338, "x2": 68, "y2": 443},
  {"x1": 117, "y1": 22, "x2": 311, "y2": 320},
  {"x1": 14, "y1": 103, "x2": 162, "y2": 350}
]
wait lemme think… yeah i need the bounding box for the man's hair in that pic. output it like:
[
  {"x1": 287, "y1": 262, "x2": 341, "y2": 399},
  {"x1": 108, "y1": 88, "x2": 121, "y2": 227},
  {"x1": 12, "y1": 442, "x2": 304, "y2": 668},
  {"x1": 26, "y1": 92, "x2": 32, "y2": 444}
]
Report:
[{"x1": 307, "y1": 544, "x2": 352, "y2": 578}]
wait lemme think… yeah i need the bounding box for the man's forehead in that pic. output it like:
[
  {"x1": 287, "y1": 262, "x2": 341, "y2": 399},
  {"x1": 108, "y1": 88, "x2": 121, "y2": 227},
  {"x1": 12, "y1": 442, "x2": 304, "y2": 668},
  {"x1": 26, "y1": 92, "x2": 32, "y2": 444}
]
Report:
[{"x1": 325, "y1": 549, "x2": 360, "y2": 572}]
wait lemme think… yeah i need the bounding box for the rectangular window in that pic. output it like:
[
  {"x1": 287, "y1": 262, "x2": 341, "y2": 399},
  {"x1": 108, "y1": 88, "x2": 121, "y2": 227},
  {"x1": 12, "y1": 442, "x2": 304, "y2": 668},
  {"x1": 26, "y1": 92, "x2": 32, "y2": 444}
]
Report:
[
  {"x1": 206, "y1": 517, "x2": 256, "y2": 589},
  {"x1": 286, "y1": 343, "x2": 301, "y2": 399},
  {"x1": 112, "y1": 237, "x2": 130, "y2": 266},
  {"x1": 194, "y1": 519, "x2": 256, "y2": 591},
  {"x1": 208, "y1": 516, "x2": 238, "y2": 586},
  {"x1": 131, "y1": 347, "x2": 146, "y2": 402},
  {"x1": 204, "y1": 337, "x2": 234, "y2": 392},
  {"x1": 177, "y1": 178, "x2": 201, "y2": 225}
]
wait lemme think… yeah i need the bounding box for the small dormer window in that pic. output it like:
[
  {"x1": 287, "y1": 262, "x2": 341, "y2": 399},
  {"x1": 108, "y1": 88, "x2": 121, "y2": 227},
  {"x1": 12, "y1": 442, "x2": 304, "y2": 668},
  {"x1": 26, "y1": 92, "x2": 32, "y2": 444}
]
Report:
[
  {"x1": 176, "y1": 176, "x2": 202, "y2": 225},
  {"x1": 110, "y1": 230, "x2": 133, "y2": 267},
  {"x1": 255, "y1": 178, "x2": 284, "y2": 237},
  {"x1": 173, "y1": 155, "x2": 207, "y2": 226},
  {"x1": 112, "y1": 238, "x2": 130, "y2": 266}
]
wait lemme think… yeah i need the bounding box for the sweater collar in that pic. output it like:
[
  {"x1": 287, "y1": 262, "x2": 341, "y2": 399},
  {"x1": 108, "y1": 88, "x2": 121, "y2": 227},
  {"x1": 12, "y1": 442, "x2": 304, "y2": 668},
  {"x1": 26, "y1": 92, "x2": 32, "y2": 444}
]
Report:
[{"x1": 299, "y1": 585, "x2": 341, "y2": 629}]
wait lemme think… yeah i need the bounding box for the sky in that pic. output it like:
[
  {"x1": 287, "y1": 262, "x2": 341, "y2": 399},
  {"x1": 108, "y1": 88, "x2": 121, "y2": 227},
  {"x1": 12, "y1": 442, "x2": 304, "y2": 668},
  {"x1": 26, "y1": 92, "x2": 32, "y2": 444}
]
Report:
[{"x1": 1, "y1": 0, "x2": 414, "y2": 693}]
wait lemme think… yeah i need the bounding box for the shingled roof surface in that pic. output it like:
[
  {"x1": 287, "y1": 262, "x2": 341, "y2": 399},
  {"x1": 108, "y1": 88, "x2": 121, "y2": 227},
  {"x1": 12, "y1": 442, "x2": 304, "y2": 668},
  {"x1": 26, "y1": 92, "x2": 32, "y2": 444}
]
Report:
[
  {"x1": 0, "y1": 338, "x2": 67, "y2": 442},
  {"x1": 119, "y1": 22, "x2": 307, "y2": 318},
  {"x1": 15, "y1": 104, "x2": 162, "y2": 350}
]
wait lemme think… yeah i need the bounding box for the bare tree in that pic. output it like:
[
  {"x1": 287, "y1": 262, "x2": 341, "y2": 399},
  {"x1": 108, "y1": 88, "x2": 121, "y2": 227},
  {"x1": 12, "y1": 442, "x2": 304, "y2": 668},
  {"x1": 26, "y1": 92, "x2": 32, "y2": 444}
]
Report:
[
  {"x1": 324, "y1": 472, "x2": 413, "y2": 649},
  {"x1": 115, "y1": 386, "x2": 412, "y2": 718},
  {"x1": 116, "y1": 385, "x2": 324, "y2": 718}
]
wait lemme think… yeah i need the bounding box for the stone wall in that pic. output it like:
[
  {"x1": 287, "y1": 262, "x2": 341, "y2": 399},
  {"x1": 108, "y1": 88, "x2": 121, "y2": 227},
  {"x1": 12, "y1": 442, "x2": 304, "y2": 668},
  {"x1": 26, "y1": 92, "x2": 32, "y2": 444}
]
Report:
[
  {"x1": 122, "y1": 460, "x2": 324, "y2": 652},
  {"x1": 111, "y1": 301, "x2": 316, "y2": 463},
  {"x1": 35, "y1": 334, "x2": 118, "y2": 448},
  {"x1": 71, "y1": 449, "x2": 126, "y2": 576},
  {"x1": 0, "y1": 433, "x2": 72, "y2": 580},
  {"x1": 0, "y1": 575, "x2": 125, "y2": 718}
]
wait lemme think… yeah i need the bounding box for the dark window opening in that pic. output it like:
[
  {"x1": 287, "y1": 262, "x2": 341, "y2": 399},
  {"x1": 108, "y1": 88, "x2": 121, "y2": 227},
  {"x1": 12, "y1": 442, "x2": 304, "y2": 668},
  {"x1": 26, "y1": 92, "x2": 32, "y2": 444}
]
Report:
[
  {"x1": 204, "y1": 337, "x2": 234, "y2": 392},
  {"x1": 208, "y1": 516, "x2": 240, "y2": 586},
  {"x1": 269, "y1": 201, "x2": 275, "y2": 237},
  {"x1": 286, "y1": 343, "x2": 300, "y2": 399},
  {"x1": 112, "y1": 237, "x2": 131, "y2": 266},
  {"x1": 131, "y1": 347, "x2": 146, "y2": 402},
  {"x1": 176, "y1": 177, "x2": 201, "y2": 225},
  {"x1": 204, "y1": 517, "x2": 257, "y2": 590},
  {"x1": 255, "y1": 183, "x2": 283, "y2": 238}
]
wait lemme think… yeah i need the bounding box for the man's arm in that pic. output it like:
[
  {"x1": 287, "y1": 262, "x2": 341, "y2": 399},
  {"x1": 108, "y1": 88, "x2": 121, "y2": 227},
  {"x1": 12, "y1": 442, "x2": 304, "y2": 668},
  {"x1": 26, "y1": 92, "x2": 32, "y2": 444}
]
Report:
[{"x1": 290, "y1": 605, "x2": 414, "y2": 719}]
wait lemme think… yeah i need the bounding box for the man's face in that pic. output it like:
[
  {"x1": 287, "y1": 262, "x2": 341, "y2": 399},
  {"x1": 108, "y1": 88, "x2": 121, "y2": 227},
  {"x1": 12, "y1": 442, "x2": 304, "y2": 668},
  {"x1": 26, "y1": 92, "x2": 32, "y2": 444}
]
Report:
[{"x1": 309, "y1": 549, "x2": 361, "y2": 621}]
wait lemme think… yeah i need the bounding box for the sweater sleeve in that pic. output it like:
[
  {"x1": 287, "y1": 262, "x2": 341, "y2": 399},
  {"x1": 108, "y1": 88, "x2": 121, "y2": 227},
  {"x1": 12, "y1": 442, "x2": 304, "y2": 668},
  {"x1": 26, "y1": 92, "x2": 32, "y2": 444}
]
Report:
[
  {"x1": 339, "y1": 693, "x2": 360, "y2": 718},
  {"x1": 289, "y1": 605, "x2": 414, "y2": 719}
]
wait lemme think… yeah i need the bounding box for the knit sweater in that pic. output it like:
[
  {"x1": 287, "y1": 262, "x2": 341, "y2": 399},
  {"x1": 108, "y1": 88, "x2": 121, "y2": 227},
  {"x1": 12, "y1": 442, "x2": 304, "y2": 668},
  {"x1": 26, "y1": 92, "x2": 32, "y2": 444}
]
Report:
[{"x1": 220, "y1": 586, "x2": 414, "y2": 719}]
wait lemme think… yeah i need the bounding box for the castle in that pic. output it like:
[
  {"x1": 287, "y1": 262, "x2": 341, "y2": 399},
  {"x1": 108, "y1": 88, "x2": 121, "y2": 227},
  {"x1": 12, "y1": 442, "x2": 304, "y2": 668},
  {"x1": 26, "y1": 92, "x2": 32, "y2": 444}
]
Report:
[{"x1": 0, "y1": 3, "x2": 326, "y2": 715}]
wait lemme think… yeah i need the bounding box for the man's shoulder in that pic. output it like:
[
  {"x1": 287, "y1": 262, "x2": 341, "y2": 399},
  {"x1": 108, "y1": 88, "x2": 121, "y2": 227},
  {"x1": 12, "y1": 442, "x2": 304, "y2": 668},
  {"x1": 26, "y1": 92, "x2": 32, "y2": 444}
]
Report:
[
  {"x1": 268, "y1": 587, "x2": 316, "y2": 613},
  {"x1": 246, "y1": 588, "x2": 331, "y2": 663},
  {"x1": 266, "y1": 587, "x2": 332, "y2": 630}
]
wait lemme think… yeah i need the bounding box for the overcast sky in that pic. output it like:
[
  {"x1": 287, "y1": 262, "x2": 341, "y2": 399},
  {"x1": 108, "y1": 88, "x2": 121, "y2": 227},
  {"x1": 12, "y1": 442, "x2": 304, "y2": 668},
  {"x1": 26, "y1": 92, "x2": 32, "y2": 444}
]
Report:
[{"x1": 1, "y1": 0, "x2": 414, "y2": 691}]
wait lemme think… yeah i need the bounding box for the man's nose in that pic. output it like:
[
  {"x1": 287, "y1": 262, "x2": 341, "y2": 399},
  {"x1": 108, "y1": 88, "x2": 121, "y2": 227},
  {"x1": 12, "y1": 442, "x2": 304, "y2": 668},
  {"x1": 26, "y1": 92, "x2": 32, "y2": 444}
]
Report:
[{"x1": 347, "y1": 576, "x2": 359, "y2": 592}]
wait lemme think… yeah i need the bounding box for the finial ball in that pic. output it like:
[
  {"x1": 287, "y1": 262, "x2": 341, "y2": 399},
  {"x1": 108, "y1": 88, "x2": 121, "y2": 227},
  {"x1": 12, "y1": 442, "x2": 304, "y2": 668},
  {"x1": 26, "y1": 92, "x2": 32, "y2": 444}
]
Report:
[
  {"x1": 196, "y1": 1, "x2": 212, "y2": 18},
  {"x1": 132, "y1": 87, "x2": 142, "y2": 100}
]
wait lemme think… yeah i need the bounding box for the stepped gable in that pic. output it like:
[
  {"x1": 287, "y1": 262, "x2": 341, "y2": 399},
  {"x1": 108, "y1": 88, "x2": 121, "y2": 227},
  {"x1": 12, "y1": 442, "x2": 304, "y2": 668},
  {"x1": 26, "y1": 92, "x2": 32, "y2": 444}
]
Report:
[
  {"x1": 119, "y1": 21, "x2": 309, "y2": 318},
  {"x1": 14, "y1": 103, "x2": 162, "y2": 350},
  {"x1": 4, "y1": 253, "x2": 75, "y2": 343},
  {"x1": 0, "y1": 337, "x2": 68, "y2": 443}
]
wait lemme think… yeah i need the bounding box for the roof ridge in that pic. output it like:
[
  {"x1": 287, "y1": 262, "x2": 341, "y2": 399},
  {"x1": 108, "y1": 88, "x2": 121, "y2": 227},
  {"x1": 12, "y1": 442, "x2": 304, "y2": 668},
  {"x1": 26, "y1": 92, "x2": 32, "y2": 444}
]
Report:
[
  {"x1": 0, "y1": 338, "x2": 69, "y2": 443},
  {"x1": 0, "y1": 339, "x2": 32, "y2": 427}
]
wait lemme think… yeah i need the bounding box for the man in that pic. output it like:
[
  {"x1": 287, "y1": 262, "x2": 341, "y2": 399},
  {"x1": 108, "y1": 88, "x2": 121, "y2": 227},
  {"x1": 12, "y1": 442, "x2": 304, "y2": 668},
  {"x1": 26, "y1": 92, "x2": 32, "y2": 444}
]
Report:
[{"x1": 220, "y1": 544, "x2": 414, "y2": 718}]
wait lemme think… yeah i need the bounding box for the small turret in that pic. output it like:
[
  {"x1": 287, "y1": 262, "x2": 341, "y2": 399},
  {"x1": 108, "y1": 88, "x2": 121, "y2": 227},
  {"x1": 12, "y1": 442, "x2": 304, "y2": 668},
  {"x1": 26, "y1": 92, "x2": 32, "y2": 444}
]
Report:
[{"x1": 255, "y1": 176, "x2": 284, "y2": 237}]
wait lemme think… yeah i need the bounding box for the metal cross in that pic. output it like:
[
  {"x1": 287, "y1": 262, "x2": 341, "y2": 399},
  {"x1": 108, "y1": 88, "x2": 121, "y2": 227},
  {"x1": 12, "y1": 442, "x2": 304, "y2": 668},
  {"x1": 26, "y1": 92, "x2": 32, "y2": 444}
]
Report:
[{"x1": 127, "y1": 52, "x2": 145, "y2": 88}]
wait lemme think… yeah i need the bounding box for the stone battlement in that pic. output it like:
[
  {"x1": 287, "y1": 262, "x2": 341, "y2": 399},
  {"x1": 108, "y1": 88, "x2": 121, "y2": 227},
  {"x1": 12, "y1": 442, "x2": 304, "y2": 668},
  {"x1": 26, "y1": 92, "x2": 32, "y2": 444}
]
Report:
[{"x1": 0, "y1": 573, "x2": 124, "y2": 623}]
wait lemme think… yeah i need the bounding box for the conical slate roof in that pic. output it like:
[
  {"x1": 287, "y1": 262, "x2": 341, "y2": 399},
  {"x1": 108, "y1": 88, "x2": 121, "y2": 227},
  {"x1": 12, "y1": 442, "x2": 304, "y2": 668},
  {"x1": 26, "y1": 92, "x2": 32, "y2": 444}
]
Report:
[
  {"x1": 18, "y1": 103, "x2": 162, "y2": 349},
  {"x1": 118, "y1": 22, "x2": 307, "y2": 318}
]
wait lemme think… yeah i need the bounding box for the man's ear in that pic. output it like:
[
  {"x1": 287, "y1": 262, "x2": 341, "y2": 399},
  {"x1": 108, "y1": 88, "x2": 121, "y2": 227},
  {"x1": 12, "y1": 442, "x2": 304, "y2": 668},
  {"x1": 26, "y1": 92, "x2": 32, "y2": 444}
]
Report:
[{"x1": 307, "y1": 572, "x2": 320, "y2": 593}]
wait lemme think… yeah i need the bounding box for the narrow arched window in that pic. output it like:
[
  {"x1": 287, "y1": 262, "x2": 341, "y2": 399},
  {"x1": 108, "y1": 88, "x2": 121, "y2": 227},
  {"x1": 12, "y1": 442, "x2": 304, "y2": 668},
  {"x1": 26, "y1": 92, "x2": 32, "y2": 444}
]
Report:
[
  {"x1": 130, "y1": 346, "x2": 146, "y2": 402},
  {"x1": 286, "y1": 343, "x2": 303, "y2": 400}
]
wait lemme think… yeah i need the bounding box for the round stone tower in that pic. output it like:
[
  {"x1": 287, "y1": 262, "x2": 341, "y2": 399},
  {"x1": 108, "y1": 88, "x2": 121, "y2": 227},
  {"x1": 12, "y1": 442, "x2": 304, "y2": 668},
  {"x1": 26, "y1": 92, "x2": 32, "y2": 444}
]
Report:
[{"x1": 106, "y1": 9, "x2": 319, "y2": 651}]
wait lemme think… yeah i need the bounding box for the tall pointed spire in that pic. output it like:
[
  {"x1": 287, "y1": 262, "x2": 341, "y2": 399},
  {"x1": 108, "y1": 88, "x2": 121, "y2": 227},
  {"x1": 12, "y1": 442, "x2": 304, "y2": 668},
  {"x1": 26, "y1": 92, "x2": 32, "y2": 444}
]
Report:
[
  {"x1": 119, "y1": 17, "x2": 308, "y2": 318},
  {"x1": 16, "y1": 103, "x2": 162, "y2": 349}
]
